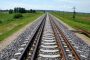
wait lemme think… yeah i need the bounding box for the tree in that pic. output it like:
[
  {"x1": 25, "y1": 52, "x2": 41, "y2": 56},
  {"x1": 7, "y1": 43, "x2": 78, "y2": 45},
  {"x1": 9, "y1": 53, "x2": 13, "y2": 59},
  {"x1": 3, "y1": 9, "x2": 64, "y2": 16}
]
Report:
[
  {"x1": 14, "y1": 7, "x2": 26, "y2": 13},
  {"x1": 9, "y1": 9, "x2": 13, "y2": 14},
  {"x1": 43, "y1": 10, "x2": 45, "y2": 13},
  {"x1": 30, "y1": 9, "x2": 33, "y2": 13},
  {"x1": 27, "y1": 9, "x2": 36, "y2": 13},
  {"x1": 30, "y1": 9, "x2": 35, "y2": 13}
]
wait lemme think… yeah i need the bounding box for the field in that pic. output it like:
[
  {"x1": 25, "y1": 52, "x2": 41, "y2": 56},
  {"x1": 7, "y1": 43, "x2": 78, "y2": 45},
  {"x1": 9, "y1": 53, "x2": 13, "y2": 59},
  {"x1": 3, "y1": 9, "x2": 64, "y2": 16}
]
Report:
[
  {"x1": 0, "y1": 12, "x2": 43, "y2": 41},
  {"x1": 51, "y1": 12, "x2": 90, "y2": 32}
]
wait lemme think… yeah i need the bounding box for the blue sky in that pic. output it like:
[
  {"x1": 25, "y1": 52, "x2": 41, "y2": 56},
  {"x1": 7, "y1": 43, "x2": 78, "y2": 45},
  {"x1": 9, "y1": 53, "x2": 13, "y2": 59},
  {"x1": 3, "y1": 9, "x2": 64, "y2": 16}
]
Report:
[{"x1": 0, "y1": 0, "x2": 90, "y2": 13}]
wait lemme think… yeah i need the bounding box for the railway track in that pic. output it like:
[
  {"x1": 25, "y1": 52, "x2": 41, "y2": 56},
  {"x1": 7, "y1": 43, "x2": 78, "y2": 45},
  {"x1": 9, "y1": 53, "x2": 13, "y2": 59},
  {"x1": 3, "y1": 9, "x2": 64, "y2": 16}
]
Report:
[
  {"x1": 0, "y1": 13, "x2": 90, "y2": 60},
  {"x1": 37, "y1": 15, "x2": 60, "y2": 60},
  {"x1": 10, "y1": 14, "x2": 81, "y2": 60}
]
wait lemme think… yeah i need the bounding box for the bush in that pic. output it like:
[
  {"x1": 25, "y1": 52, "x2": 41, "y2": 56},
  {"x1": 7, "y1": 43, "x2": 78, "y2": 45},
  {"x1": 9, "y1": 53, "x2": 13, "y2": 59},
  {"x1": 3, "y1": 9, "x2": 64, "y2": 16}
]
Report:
[
  {"x1": 14, "y1": 13, "x2": 23, "y2": 19},
  {"x1": 0, "y1": 20, "x2": 3, "y2": 23}
]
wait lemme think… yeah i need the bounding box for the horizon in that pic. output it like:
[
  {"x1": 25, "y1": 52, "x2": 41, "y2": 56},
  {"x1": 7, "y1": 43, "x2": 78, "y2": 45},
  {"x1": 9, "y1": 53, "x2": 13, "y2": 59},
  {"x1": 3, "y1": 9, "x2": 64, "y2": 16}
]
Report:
[{"x1": 0, "y1": 0, "x2": 90, "y2": 13}]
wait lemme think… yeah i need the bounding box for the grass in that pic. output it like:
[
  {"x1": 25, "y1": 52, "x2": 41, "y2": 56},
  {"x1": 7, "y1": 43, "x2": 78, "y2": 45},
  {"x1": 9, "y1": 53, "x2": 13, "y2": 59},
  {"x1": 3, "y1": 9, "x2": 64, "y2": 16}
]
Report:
[
  {"x1": 51, "y1": 12, "x2": 90, "y2": 32},
  {"x1": 0, "y1": 12, "x2": 43, "y2": 41}
]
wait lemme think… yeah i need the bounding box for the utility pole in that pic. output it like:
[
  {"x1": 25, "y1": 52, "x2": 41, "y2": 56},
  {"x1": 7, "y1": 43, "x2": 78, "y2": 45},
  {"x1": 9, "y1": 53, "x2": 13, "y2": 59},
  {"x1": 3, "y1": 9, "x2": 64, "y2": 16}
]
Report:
[
  {"x1": 73, "y1": 7, "x2": 76, "y2": 20},
  {"x1": 62, "y1": 11, "x2": 64, "y2": 17}
]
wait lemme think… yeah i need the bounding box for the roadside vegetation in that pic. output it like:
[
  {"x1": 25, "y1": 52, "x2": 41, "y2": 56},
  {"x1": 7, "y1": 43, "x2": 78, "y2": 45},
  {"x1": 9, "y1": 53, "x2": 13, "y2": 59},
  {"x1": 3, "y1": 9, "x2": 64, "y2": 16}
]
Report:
[
  {"x1": 0, "y1": 7, "x2": 43, "y2": 41},
  {"x1": 51, "y1": 12, "x2": 90, "y2": 32}
]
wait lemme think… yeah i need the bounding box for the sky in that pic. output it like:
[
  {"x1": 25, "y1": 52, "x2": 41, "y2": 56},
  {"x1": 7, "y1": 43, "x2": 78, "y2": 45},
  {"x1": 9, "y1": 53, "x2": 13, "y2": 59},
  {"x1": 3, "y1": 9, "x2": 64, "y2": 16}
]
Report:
[{"x1": 0, "y1": 0, "x2": 90, "y2": 13}]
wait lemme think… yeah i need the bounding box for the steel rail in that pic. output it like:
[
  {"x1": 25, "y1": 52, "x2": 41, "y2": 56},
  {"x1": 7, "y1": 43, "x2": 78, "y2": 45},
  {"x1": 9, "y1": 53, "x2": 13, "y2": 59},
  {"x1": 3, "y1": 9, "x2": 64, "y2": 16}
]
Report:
[
  {"x1": 18, "y1": 15, "x2": 46, "y2": 60},
  {"x1": 50, "y1": 17, "x2": 68, "y2": 60},
  {"x1": 49, "y1": 15, "x2": 81, "y2": 60}
]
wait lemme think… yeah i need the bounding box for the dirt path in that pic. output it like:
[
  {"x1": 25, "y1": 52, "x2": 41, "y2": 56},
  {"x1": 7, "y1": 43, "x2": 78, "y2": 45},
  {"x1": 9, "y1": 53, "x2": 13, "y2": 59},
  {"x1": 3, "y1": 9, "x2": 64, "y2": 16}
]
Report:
[
  {"x1": 0, "y1": 15, "x2": 43, "y2": 51},
  {"x1": 51, "y1": 14, "x2": 90, "y2": 46}
]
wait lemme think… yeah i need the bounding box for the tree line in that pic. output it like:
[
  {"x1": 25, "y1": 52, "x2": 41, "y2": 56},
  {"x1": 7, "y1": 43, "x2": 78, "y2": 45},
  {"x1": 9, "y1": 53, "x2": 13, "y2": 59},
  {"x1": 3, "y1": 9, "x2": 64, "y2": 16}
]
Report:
[{"x1": 9, "y1": 7, "x2": 36, "y2": 14}]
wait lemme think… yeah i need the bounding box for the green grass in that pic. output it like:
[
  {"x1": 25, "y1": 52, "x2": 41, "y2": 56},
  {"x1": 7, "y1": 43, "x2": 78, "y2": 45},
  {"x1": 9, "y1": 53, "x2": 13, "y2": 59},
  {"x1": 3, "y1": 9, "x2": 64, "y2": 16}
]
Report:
[
  {"x1": 0, "y1": 12, "x2": 43, "y2": 41},
  {"x1": 51, "y1": 12, "x2": 90, "y2": 31}
]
